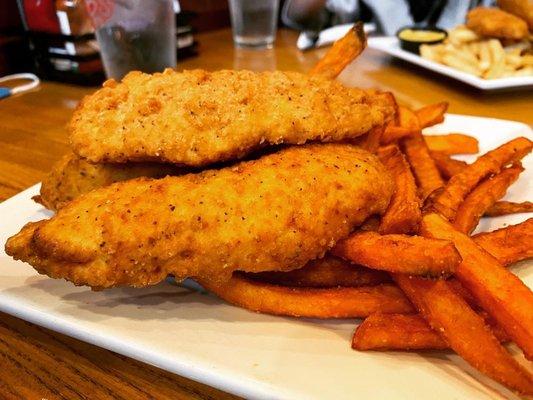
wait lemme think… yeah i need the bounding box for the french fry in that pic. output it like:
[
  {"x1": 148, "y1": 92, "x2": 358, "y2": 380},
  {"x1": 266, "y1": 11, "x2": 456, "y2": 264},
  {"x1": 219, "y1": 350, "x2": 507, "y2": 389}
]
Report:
[
  {"x1": 485, "y1": 200, "x2": 533, "y2": 216},
  {"x1": 420, "y1": 213, "x2": 533, "y2": 361},
  {"x1": 415, "y1": 102, "x2": 448, "y2": 128},
  {"x1": 455, "y1": 44, "x2": 480, "y2": 65},
  {"x1": 332, "y1": 231, "x2": 460, "y2": 277},
  {"x1": 512, "y1": 66, "x2": 533, "y2": 77},
  {"x1": 468, "y1": 42, "x2": 480, "y2": 59},
  {"x1": 505, "y1": 53, "x2": 522, "y2": 68},
  {"x1": 352, "y1": 312, "x2": 509, "y2": 351},
  {"x1": 419, "y1": 26, "x2": 533, "y2": 80},
  {"x1": 430, "y1": 151, "x2": 468, "y2": 179},
  {"x1": 424, "y1": 133, "x2": 479, "y2": 155},
  {"x1": 394, "y1": 274, "x2": 533, "y2": 394},
  {"x1": 377, "y1": 145, "x2": 421, "y2": 234},
  {"x1": 478, "y1": 41, "x2": 491, "y2": 71},
  {"x1": 454, "y1": 163, "x2": 523, "y2": 234},
  {"x1": 197, "y1": 274, "x2": 413, "y2": 318},
  {"x1": 484, "y1": 39, "x2": 506, "y2": 79},
  {"x1": 447, "y1": 26, "x2": 480, "y2": 44},
  {"x1": 505, "y1": 47, "x2": 522, "y2": 57},
  {"x1": 473, "y1": 218, "x2": 533, "y2": 266},
  {"x1": 246, "y1": 255, "x2": 390, "y2": 288},
  {"x1": 442, "y1": 52, "x2": 482, "y2": 76},
  {"x1": 431, "y1": 137, "x2": 532, "y2": 220},
  {"x1": 309, "y1": 22, "x2": 367, "y2": 79},
  {"x1": 401, "y1": 131, "x2": 444, "y2": 201},
  {"x1": 522, "y1": 55, "x2": 533, "y2": 67},
  {"x1": 419, "y1": 44, "x2": 437, "y2": 61}
]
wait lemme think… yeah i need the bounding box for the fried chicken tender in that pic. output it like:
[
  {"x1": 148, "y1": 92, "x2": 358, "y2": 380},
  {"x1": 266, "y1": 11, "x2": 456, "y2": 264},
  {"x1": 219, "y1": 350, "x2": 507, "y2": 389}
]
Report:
[
  {"x1": 69, "y1": 69, "x2": 395, "y2": 166},
  {"x1": 35, "y1": 153, "x2": 182, "y2": 211},
  {"x1": 498, "y1": 0, "x2": 533, "y2": 30},
  {"x1": 6, "y1": 144, "x2": 394, "y2": 289},
  {"x1": 467, "y1": 7, "x2": 529, "y2": 40}
]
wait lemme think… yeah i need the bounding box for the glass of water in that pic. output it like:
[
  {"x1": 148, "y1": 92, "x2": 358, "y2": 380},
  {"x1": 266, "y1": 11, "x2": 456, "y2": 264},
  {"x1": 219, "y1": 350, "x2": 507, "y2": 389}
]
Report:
[
  {"x1": 229, "y1": 0, "x2": 279, "y2": 49},
  {"x1": 87, "y1": 0, "x2": 176, "y2": 80}
]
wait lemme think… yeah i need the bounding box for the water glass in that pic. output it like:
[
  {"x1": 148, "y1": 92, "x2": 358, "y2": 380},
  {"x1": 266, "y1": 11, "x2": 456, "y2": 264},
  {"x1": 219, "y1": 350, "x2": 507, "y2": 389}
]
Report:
[
  {"x1": 87, "y1": 0, "x2": 176, "y2": 80},
  {"x1": 229, "y1": 0, "x2": 279, "y2": 49}
]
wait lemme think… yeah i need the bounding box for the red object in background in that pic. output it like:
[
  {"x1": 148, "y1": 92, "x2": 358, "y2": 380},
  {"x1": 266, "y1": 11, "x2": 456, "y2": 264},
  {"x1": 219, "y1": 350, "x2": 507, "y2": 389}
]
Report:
[{"x1": 23, "y1": 0, "x2": 61, "y2": 33}]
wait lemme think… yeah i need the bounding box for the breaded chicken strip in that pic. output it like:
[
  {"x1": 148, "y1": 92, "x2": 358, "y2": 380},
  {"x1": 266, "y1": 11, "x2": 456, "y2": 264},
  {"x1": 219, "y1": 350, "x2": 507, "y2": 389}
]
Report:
[
  {"x1": 70, "y1": 69, "x2": 395, "y2": 166},
  {"x1": 498, "y1": 0, "x2": 533, "y2": 30},
  {"x1": 467, "y1": 7, "x2": 529, "y2": 40},
  {"x1": 35, "y1": 153, "x2": 181, "y2": 211},
  {"x1": 6, "y1": 144, "x2": 394, "y2": 289}
]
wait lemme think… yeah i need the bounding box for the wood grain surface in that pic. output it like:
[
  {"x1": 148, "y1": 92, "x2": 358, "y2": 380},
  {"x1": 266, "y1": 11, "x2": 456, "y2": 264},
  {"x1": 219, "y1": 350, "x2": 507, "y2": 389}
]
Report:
[{"x1": 0, "y1": 28, "x2": 531, "y2": 399}]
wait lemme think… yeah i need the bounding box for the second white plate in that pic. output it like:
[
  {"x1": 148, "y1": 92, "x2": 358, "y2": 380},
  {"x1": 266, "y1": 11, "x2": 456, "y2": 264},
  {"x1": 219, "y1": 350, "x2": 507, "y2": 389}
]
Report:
[{"x1": 368, "y1": 36, "x2": 533, "y2": 91}]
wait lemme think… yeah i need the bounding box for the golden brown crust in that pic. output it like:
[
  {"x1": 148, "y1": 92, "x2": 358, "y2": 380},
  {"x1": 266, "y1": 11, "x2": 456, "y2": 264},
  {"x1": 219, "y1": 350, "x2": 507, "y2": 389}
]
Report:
[
  {"x1": 246, "y1": 255, "x2": 391, "y2": 287},
  {"x1": 69, "y1": 69, "x2": 394, "y2": 166},
  {"x1": 497, "y1": 0, "x2": 533, "y2": 30},
  {"x1": 37, "y1": 153, "x2": 182, "y2": 211},
  {"x1": 6, "y1": 144, "x2": 394, "y2": 289},
  {"x1": 467, "y1": 7, "x2": 529, "y2": 40}
]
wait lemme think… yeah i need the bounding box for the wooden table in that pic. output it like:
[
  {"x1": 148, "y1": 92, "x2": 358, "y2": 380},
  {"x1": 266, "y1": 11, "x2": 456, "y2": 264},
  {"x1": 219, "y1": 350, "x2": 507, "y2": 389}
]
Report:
[{"x1": 0, "y1": 28, "x2": 531, "y2": 399}]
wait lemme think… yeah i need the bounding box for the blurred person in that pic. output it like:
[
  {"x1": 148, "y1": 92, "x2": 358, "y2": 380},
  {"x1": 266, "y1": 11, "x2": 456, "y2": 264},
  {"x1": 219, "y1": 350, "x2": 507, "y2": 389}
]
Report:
[{"x1": 282, "y1": 0, "x2": 497, "y2": 37}]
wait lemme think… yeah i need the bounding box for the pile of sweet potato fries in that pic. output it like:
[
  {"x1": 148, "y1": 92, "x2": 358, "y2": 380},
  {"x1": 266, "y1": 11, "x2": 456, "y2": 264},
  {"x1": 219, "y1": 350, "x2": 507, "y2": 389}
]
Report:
[{"x1": 201, "y1": 25, "x2": 533, "y2": 394}]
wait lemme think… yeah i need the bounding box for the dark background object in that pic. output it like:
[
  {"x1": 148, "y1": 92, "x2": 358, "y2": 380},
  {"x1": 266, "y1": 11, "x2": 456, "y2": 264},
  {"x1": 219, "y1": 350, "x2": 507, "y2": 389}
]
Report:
[
  {"x1": 179, "y1": 0, "x2": 230, "y2": 32},
  {"x1": 0, "y1": 0, "x2": 31, "y2": 75}
]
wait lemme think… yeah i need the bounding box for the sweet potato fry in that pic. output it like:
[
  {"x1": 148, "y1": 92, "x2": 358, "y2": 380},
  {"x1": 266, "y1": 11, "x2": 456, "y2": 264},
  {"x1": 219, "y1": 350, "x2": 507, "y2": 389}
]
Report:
[
  {"x1": 447, "y1": 279, "x2": 479, "y2": 310},
  {"x1": 353, "y1": 313, "x2": 448, "y2": 351},
  {"x1": 197, "y1": 273, "x2": 413, "y2": 318},
  {"x1": 473, "y1": 218, "x2": 533, "y2": 266},
  {"x1": 358, "y1": 124, "x2": 384, "y2": 153},
  {"x1": 420, "y1": 213, "x2": 533, "y2": 361},
  {"x1": 454, "y1": 163, "x2": 523, "y2": 234},
  {"x1": 415, "y1": 102, "x2": 448, "y2": 128},
  {"x1": 430, "y1": 151, "x2": 468, "y2": 180},
  {"x1": 398, "y1": 106, "x2": 421, "y2": 133},
  {"x1": 332, "y1": 231, "x2": 460, "y2": 277},
  {"x1": 379, "y1": 104, "x2": 420, "y2": 144},
  {"x1": 359, "y1": 215, "x2": 380, "y2": 232},
  {"x1": 246, "y1": 255, "x2": 390, "y2": 288},
  {"x1": 431, "y1": 154, "x2": 532, "y2": 218},
  {"x1": 377, "y1": 145, "x2": 421, "y2": 234},
  {"x1": 401, "y1": 131, "x2": 444, "y2": 200},
  {"x1": 485, "y1": 201, "x2": 533, "y2": 217},
  {"x1": 424, "y1": 134, "x2": 479, "y2": 155},
  {"x1": 309, "y1": 22, "x2": 367, "y2": 79},
  {"x1": 381, "y1": 125, "x2": 414, "y2": 145},
  {"x1": 431, "y1": 137, "x2": 532, "y2": 220},
  {"x1": 394, "y1": 274, "x2": 533, "y2": 394},
  {"x1": 352, "y1": 312, "x2": 509, "y2": 351}
]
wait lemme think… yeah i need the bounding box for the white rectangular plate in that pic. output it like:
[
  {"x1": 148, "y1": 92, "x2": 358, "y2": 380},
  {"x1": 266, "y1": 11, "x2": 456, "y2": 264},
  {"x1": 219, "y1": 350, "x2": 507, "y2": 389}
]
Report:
[
  {"x1": 0, "y1": 114, "x2": 532, "y2": 400},
  {"x1": 368, "y1": 37, "x2": 533, "y2": 91}
]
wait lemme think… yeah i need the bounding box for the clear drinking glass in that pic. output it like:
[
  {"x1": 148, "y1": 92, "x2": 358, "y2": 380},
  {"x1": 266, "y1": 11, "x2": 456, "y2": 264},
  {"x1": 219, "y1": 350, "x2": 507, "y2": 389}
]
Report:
[
  {"x1": 88, "y1": 0, "x2": 176, "y2": 80},
  {"x1": 228, "y1": 0, "x2": 279, "y2": 49}
]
